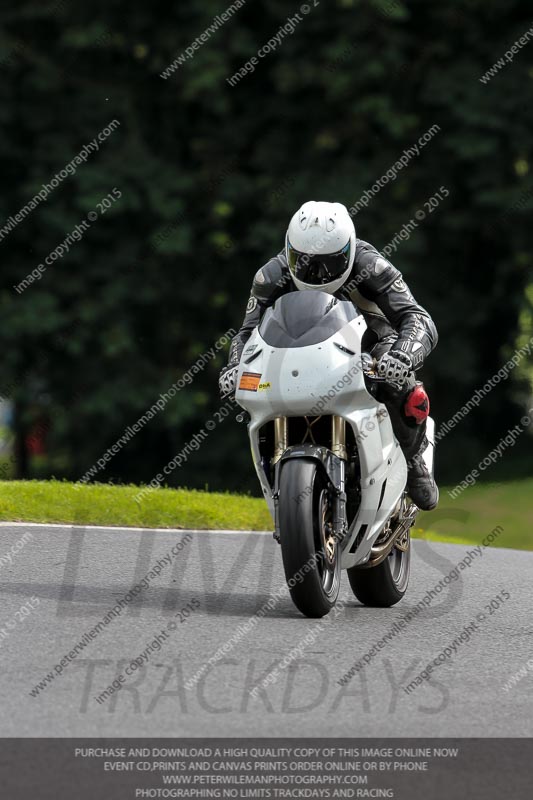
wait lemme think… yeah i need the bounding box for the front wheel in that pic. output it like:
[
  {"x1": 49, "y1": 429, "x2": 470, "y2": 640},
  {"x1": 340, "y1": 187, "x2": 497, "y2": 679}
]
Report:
[
  {"x1": 347, "y1": 533, "x2": 410, "y2": 607},
  {"x1": 279, "y1": 459, "x2": 341, "y2": 618}
]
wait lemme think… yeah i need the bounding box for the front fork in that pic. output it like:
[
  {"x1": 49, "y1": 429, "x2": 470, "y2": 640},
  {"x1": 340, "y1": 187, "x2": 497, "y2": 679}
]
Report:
[
  {"x1": 272, "y1": 415, "x2": 348, "y2": 544},
  {"x1": 330, "y1": 416, "x2": 347, "y2": 541}
]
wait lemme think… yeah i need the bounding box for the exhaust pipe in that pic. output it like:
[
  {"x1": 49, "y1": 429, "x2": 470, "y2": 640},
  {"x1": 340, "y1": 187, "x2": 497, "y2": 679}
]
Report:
[{"x1": 361, "y1": 503, "x2": 418, "y2": 568}]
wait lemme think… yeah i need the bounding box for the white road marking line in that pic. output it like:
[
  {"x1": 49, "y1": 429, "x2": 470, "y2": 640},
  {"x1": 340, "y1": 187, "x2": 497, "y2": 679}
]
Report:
[{"x1": 0, "y1": 521, "x2": 272, "y2": 535}]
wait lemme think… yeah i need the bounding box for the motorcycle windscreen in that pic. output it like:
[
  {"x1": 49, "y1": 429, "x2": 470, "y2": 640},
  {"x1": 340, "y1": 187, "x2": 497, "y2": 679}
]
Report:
[{"x1": 258, "y1": 290, "x2": 360, "y2": 348}]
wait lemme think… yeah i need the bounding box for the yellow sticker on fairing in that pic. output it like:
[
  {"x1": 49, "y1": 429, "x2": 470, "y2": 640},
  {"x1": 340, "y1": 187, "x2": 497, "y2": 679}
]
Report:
[{"x1": 258, "y1": 382, "x2": 271, "y2": 391}]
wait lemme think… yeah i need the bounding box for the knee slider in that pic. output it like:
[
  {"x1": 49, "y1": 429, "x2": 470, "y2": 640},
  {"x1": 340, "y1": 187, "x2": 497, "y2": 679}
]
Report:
[{"x1": 404, "y1": 382, "x2": 430, "y2": 425}]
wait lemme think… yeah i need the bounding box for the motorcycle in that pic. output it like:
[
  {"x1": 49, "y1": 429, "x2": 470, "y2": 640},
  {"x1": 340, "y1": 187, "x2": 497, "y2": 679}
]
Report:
[{"x1": 234, "y1": 290, "x2": 435, "y2": 618}]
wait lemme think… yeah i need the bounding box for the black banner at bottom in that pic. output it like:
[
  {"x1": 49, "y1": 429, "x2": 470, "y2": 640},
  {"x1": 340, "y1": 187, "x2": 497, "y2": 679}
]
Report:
[{"x1": 0, "y1": 738, "x2": 530, "y2": 799}]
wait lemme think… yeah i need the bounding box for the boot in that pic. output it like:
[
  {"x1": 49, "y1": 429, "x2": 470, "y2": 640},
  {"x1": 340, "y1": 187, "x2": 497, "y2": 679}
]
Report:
[{"x1": 406, "y1": 451, "x2": 439, "y2": 510}]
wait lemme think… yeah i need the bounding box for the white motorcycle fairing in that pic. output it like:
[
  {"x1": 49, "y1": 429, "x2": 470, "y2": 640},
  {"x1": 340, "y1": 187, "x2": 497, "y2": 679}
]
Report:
[{"x1": 235, "y1": 292, "x2": 431, "y2": 570}]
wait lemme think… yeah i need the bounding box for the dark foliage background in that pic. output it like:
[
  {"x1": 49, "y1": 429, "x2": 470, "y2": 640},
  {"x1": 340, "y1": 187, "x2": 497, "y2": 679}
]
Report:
[{"x1": 0, "y1": 0, "x2": 532, "y2": 493}]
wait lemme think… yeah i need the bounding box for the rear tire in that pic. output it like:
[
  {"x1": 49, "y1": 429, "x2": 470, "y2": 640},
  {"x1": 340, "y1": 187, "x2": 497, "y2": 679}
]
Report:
[
  {"x1": 279, "y1": 459, "x2": 341, "y2": 618},
  {"x1": 347, "y1": 534, "x2": 410, "y2": 607}
]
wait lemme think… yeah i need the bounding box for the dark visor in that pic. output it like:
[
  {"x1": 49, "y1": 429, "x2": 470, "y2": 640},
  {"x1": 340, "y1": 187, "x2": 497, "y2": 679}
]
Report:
[{"x1": 287, "y1": 240, "x2": 351, "y2": 286}]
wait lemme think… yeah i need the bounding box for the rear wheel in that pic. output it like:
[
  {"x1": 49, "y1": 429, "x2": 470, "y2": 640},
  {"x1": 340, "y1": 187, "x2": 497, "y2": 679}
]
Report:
[
  {"x1": 279, "y1": 459, "x2": 341, "y2": 618},
  {"x1": 347, "y1": 530, "x2": 410, "y2": 607}
]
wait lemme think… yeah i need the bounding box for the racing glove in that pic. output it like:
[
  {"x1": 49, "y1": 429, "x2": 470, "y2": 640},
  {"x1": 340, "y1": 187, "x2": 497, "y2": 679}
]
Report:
[
  {"x1": 218, "y1": 364, "x2": 238, "y2": 399},
  {"x1": 376, "y1": 350, "x2": 412, "y2": 387}
]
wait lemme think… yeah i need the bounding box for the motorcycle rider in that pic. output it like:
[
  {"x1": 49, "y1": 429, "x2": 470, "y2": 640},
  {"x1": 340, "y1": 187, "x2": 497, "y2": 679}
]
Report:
[{"x1": 219, "y1": 201, "x2": 438, "y2": 511}]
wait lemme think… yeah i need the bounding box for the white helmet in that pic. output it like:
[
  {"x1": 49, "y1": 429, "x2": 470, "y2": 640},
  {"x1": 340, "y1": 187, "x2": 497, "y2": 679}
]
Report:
[{"x1": 285, "y1": 201, "x2": 356, "y2": 293}]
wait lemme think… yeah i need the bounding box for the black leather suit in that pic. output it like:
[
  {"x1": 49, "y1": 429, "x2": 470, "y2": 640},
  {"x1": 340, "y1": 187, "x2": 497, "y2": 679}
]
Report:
[{"x1": 228, "y1": 240, "x2": 438, "y2": 460}]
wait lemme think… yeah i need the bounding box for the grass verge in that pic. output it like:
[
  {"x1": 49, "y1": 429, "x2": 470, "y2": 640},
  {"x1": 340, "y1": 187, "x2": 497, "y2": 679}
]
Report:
[{"x1": 0, "y1": 478, "x2": 530, "y2": 550}]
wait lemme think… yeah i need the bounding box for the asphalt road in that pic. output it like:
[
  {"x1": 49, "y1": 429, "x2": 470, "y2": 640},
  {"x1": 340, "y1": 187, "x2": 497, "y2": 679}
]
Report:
[{"x1": 0, "y1": 522, "x2": 531, "y2": 737}]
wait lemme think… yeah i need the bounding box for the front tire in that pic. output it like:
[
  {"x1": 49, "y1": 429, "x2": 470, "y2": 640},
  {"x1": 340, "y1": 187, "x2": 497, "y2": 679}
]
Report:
[
  {"x1": 347, "y1": 533, "x2": 410, "y2": 607},
  {"x1": 279, "y1": 459, "x2": 341, "y2": 618}
]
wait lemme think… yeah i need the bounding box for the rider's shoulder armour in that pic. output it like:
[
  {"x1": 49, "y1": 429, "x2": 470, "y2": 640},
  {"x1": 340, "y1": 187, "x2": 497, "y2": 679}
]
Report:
[
  {"x1": 252, "y1": 250, "x2": 293, "y2": 305},
  {"x1": 351, "y1": 239, "x2": 401, "y2": 300}
]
